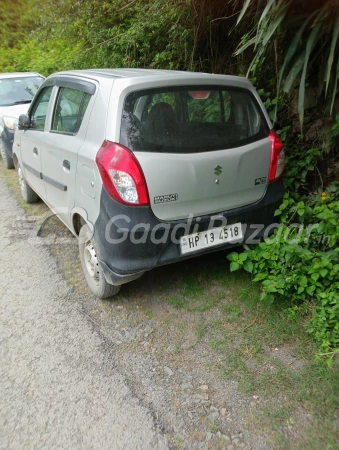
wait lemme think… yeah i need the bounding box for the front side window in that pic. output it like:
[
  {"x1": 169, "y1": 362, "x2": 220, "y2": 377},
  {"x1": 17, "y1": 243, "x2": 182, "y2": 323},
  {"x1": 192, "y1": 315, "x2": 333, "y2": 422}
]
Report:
[
  {"x1": 0, "y1": 76, "x2": 44, "y2": 107},
  {"x1": 51, "y1": 87, "x2": 91, "y2": 135},
  {"x1": 30, "y1": 86, "x2": 53, "y2": 130},
  {"x1": 121, "y1": 86, "x2": 269, "y2": 153}
]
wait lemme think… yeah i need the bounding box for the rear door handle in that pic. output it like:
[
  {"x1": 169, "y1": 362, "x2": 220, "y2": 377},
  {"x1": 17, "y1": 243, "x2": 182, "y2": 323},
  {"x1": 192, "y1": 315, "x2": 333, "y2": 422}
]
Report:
[
  {"x1": 63, "y1": 160, "x2": 70, "y2": 171},
  {"x1": 33, "y1": 147, "x2": 38, "y2": 155}
]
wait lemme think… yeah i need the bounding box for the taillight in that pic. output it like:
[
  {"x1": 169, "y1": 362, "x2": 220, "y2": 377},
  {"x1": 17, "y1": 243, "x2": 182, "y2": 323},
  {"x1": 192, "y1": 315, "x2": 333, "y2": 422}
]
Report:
[
  {"x1": 96, "y1": 141, "x2": 149, "y2": 206},
  {"x1": 268, "y1": 129, "x2": 285, "y2": 182}
]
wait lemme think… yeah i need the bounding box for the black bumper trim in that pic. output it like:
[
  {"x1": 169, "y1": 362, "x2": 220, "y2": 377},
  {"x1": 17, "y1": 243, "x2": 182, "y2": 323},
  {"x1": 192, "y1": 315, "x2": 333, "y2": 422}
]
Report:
[
  {"x1": 23, "y1": 162, "x2": 42, "y2": 179},
  {"x1": 43, "y1": 174, "x2": 67, "y2": 192},
  {"x1": 100, "y1": 261, "x2": 145, "y2": 286},
  {"x1": 23, "y1": 163, "x2": 67, "y2": 191}
]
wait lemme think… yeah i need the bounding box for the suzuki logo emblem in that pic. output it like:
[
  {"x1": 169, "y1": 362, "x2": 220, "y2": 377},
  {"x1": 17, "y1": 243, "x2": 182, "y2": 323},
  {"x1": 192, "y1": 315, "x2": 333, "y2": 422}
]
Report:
[{"x1": 214, "y1": 165, "x2": 222, "y2": 176}]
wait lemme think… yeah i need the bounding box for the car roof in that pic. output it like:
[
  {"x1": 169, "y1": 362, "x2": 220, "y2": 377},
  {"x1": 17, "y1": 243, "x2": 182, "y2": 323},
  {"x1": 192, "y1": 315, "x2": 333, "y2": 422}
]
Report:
[
  {"x1": 0, "y1": 72, "x2": 44, "y2": 79},
  {"x1": 53, "y1": 68, "x2": 250, "y2": 85}
]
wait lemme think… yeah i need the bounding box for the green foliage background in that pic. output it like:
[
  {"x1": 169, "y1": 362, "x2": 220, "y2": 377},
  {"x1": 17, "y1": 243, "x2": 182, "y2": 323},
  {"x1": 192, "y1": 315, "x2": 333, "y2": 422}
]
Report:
[{"x1": 0, "y1": 0, "x2": 198, "y2": 74}]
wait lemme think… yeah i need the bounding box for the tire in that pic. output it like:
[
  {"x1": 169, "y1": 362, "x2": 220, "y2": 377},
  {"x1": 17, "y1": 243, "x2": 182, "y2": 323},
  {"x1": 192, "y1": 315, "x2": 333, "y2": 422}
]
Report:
[
  {"x1": 17, "y1": 163, "x2": 39, "y2": 203},
  {"x1": 79, "y1": 224, "x2": 121, "y2": 299},
  {"x1": 0, "y1": 137, "x2": 14, "y2": 169}
]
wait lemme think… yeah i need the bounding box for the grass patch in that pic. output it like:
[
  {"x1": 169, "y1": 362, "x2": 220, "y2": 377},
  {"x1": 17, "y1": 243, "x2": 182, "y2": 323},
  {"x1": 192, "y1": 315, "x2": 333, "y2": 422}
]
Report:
[
  {"x1": 167, "y1": 296, "x2": 189, "y2": 309},
  {"x1": 195, "y1": 322, "x2": 207, "y2": 340},
  {"x1": 209, "y1": 337, "x2": 228, "y2": 351},
  {"x1": 159, "y1": 257, "x2": 339, "y2": 448}
]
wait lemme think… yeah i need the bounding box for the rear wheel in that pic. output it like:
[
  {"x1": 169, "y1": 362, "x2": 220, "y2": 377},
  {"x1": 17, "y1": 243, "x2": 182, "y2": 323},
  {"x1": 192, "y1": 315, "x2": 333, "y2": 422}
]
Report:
[
  {"x1": 0, "y1": 137, "x2": 14, "y2": 169},
  {"x1": 79, "y1": 224, "x2": 121, "y2": 299},
  {"x1": 17, "y1": 163, "x2": 39, "y2": 203}
]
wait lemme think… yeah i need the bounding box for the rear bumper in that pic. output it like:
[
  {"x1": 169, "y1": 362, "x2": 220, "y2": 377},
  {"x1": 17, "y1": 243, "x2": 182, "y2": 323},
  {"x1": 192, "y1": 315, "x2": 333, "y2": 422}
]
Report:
[
  {"x1": 1, "y1": 126, "x2": 14, "y2": 157},
  {"x1": 94, "y1": 179, "x2": 284, "y2": 285}
]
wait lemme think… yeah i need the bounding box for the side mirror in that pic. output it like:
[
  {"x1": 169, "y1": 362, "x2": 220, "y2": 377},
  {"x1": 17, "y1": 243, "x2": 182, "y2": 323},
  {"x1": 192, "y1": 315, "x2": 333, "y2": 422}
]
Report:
[{"x1": 18, "y1": 114, "x2": 30, "y2": 130}]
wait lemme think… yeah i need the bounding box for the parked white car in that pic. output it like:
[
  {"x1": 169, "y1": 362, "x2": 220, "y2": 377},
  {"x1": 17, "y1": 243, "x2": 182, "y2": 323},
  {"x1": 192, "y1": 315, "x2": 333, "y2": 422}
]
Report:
[
  {"x1": 0, "y1": 72, "x2": 44, "y2": 168},
  {"x1": 13, "y1": 69, "x2": 284, "y2": 298}
]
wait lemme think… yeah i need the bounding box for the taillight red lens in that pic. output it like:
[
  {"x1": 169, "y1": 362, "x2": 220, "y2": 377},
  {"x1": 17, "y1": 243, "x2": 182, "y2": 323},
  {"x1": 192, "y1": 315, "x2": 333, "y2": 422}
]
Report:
[
  {"x1": 96, "y1": 141, "x2": 149, "y2": 206},
  {"x1": 268, "y1": 129, "x2": 285, "y2": 182}
]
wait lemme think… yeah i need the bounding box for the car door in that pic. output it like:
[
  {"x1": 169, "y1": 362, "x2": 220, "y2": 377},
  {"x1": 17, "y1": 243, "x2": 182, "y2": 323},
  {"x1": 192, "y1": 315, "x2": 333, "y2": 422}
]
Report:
[
  {"x1": 40, "y1": 82, "x2": 93, "y2": 228},
  {"x1": 20, "y1": 86, "x2": 54, "y2": 200}
]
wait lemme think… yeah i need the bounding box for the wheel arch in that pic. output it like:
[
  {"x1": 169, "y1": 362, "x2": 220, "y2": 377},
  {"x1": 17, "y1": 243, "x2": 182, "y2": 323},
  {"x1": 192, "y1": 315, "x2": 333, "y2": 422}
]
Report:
[{"x1": 71, "y1": 207, "x2": 94, "y2": 236}]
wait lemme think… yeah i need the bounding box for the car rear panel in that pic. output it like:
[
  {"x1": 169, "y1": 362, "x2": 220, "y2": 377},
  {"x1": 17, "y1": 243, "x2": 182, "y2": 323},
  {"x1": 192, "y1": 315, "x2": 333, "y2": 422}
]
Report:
[{"x1": 133, "y1": 140, "x2": 270, "y2": 220}]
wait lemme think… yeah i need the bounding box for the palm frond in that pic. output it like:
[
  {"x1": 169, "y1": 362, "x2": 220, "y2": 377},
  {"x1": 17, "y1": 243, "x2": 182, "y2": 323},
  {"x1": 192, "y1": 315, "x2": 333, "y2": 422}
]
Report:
[
  {"x1": 330, "y1": 57, "x2": 339, "y2": 115},
  {"x1": 236, "y1": 0, "x2": 251, "y2": 26},
  {"x1": 298, "y1": 23, "x2": 322, "y2": 129},
  {"x1": 233, "y1": 0, "x2": 339, "y2": 128},
  {"x1": 325, "y1": 16, "x2": 339, "y2": 97},
  {"x1": 283, "y1": 51, "x2": 306, "y2": 93},
  {"x1": 262, "y1": 2, "x2": 288, "y2": 47}
]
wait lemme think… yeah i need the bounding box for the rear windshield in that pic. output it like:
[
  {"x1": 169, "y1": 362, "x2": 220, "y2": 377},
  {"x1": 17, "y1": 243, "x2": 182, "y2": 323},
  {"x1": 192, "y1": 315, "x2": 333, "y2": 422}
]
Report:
[
  {"x1": 120, "y1": 85, "x2": 269, "y2": 153},
  {"x1": 0, "y1": 76, "x2": 44, "y2": 107}
]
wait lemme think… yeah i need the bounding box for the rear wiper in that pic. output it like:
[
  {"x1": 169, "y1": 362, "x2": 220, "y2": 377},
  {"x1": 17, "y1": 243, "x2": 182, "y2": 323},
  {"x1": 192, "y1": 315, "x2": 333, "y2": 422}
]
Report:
[{"x1": 13, "y1": 100, "x2": 32, "y2": 105}]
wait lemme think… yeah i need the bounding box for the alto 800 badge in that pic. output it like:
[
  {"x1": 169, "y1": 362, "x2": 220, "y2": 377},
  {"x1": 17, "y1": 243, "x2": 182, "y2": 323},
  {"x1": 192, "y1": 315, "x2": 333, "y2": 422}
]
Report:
[{"x1": 154, "y1": 193, "x2": 178, "y2": 204}]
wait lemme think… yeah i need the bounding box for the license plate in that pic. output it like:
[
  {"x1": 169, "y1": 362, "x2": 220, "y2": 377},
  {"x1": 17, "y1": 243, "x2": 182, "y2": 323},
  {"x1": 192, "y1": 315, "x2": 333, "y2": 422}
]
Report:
[{"x1": 180, "y1": 222, "x2": 243, "y2": 255}]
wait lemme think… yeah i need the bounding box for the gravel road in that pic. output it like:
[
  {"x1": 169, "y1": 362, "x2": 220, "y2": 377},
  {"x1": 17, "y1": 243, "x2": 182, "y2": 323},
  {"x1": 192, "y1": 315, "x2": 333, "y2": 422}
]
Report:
[{"x1": 0, "y1": 175, "x2": 169, "y2": 449}]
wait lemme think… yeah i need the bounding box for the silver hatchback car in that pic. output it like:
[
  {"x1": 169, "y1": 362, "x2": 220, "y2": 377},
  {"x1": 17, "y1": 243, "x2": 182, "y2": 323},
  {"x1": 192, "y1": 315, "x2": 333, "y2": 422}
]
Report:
[{"x1": 14, "y1": 69, "x2": 284, "y2": 298}]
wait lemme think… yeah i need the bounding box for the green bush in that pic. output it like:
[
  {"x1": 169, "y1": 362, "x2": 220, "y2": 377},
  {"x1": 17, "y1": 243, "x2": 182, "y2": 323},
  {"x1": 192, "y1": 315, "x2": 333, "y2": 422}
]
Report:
[
  {"x1": 0, "y1": 0, "x2": 197, "y2": 76},
  {"x1": 228, "y1": 183, "x2": 339, "y2": 362}
]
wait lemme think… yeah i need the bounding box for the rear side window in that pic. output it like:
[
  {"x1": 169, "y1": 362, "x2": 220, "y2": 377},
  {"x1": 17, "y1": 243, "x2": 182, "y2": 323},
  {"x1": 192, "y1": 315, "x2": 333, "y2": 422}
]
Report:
[
  {"x1": 120, "y1": 86, "x2": 269, "y2": 153},
  {"x1": 51, "y1": 87, "x2": 91, "y2": 135}
]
